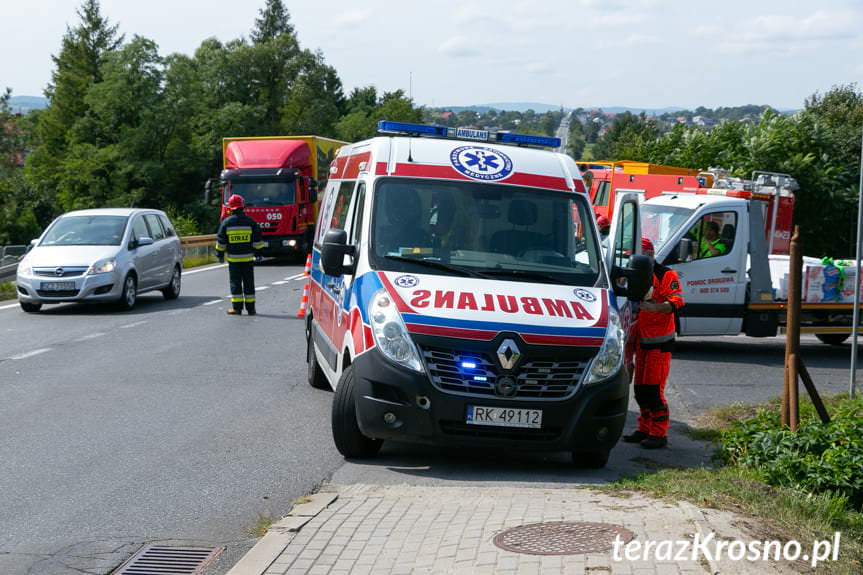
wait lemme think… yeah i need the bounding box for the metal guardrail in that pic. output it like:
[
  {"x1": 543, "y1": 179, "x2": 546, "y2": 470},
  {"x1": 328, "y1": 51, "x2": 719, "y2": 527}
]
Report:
[{"x1": 0, "y1": 236, "x2": 219, "y2": 284}]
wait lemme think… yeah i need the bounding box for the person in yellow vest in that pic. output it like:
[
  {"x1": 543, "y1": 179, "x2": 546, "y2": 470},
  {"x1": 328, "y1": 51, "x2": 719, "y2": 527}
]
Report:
[
  {"x1": 215, "y1": 194, "x2": 266, "y2": 315},
  {"x1": 699, "y1": 221, "x2": 727, "y2": 258}
]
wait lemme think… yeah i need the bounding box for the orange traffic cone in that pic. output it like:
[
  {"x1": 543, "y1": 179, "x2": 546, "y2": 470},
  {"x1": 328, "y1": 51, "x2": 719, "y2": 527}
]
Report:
[
  {"x1": 296, "y1": 281, "x2": 310, "y2": 318},
  {"x1": 302, "y1": 254, "x2": 312, "y2": 277}
]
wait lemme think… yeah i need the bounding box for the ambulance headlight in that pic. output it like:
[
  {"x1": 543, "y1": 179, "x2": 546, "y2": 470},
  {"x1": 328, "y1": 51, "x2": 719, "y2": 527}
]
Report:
[
  {"x1": 585, "y1": 307, "x2": 624, "y2": 385},
  {"x1": 369, "y1": 289, "x2": 423, "y2": 372}
]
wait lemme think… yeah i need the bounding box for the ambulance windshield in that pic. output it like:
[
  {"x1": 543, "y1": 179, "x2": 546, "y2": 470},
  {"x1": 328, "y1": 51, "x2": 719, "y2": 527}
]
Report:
[{"x1": 370, "y1": 178, "x2": 602, "y2": 285}]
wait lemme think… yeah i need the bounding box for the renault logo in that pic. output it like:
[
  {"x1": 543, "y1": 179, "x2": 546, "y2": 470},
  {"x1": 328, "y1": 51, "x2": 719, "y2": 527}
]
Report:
[{"x1": 496, "y1": 339, "x2": 521, "y2": 370}]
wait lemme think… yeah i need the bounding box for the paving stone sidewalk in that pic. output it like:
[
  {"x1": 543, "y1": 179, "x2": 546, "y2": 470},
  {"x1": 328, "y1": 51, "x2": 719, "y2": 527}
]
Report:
[{"x1": 229, "y1": 483, "x2": 799, "y2": 575}]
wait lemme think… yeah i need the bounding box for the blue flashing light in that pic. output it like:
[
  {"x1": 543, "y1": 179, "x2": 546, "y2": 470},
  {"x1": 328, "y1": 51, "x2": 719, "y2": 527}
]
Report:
[
  {"x1": 495, "y1": 132, "x2": 561, "y2": 148},
  {"x1": 377, "y1": 120, "x2": 448, "y2": 137},
  {"x1": 376, "y1": 120, "x2": 560, "y2": 148},
  {"x1": 461, "y1": 361, "x2": 478, "y2": 369},
  {"x1": 473, "y1": 376, "x2": 488, "y2": 382}
]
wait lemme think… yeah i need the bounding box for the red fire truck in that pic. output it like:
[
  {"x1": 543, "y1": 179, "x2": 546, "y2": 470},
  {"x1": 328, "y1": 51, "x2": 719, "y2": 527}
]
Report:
[{"x1": 206, "y1": 136, "x2": 346, "y2": 258}]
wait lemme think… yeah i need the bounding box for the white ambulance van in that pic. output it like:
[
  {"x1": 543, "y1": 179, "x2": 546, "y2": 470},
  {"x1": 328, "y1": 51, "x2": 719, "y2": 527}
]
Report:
[{"x1": 307, "y1": 121, "x2": 650, "y2": 468}]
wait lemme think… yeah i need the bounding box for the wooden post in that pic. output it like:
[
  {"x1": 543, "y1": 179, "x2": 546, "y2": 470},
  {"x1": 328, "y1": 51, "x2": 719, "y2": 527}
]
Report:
[{"x1": 784, "y1": 225, "x2": 802, "y2": 431}]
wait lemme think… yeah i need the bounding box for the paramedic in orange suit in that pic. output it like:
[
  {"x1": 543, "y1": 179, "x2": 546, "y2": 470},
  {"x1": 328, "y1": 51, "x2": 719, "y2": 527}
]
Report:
[{"x1": 622, "y1": 237, "x2": 685, "y2": 449}]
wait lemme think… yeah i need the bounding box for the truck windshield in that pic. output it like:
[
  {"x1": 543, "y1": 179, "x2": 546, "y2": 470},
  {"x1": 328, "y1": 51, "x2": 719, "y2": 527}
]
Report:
[
  {"x1": 369, "y1": 178, "x2": 601, "y2": 286},
  {"x1": 641, "y1": 203, "x2": 695, "y2": 252},
  {"x1": 229, "y1": 180, "x2": 295, "y2": 207}
]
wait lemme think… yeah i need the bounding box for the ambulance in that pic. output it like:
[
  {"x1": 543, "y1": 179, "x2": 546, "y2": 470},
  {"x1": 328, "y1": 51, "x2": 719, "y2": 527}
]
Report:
[{"x1": 306, "y1": 121, "x2": 651, "y2": 468}]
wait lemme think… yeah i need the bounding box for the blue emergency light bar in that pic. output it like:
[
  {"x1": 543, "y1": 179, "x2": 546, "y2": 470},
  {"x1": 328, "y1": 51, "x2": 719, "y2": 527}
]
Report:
[{"x1": 377, "y1": 120, "x2": 561, "y2": 149}]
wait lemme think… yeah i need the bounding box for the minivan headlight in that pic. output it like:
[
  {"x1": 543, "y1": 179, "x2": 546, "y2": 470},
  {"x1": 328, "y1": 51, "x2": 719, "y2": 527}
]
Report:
[
  {"x1": 585, "y1": 306, "x2": 624, "y2": 385},
  {"x1": 87, "y1": 258, "x2": 117, "y2": 275},
  {"x1": 369, "y1": 288, "x2": 423, "y2": 372}
]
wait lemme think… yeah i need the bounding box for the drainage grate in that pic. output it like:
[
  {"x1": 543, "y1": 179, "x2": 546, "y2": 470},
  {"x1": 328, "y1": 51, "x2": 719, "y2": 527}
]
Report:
[
  {"x1": 492, "y1": 521, "x2": 635, "y2": 555},
  {"x1": 112, "y1": 545, "x2": 223, "y2": 575}
]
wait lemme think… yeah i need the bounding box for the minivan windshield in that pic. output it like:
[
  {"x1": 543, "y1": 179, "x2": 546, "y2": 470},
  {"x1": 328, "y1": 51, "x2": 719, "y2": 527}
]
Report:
[
  {"x1": 370, "y1": 178, "x2": 601, "y2": 286},
  {"x1": 229, "y1": 179, "x2": 295, "y2": 207},
  {"x1": 40, "y1": 215, "x2": 128, "y2": 246}
]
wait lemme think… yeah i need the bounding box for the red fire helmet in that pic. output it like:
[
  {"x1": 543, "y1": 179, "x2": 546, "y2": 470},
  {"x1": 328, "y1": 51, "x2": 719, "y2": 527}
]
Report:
[{"x1": 227, "y1": 194, "x2": 245, "y2": 210}]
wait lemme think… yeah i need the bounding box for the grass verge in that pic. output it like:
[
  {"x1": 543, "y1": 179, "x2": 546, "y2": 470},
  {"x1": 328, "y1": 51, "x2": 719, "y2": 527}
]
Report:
[
  {"x1": 0, "y1": 281, "x2": 16, "y2": 301},
  {"x1": 246, "y1": 512, "x2": 274, "y2": 537},
  {"x1": 603, "y1": 394, "x2": 863, "y2": 574},
  {"x1": 182, "y1": 254, "x2": 219, "y2": 269}
]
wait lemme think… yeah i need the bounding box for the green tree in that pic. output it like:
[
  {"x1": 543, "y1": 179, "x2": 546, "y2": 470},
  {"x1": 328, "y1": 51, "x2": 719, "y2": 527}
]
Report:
[
  {"x1": 335, "y1": 88, "x2": 422, "y2": 141},
  {"x1": 592, "y1": 112, "x2": 659, "y2": 160},
  {"x1": 279, "y1": 49, "x2": 344, "y2": 136}
]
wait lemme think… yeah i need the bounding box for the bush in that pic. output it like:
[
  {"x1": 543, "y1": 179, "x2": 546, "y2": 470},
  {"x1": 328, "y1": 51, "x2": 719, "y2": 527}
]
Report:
[
  {"x1": 164, "y1": 206, "x2": 201, "y2": 237},
  {"x1": 719, "y1": 397, "x2": 863, "y2": 508}
]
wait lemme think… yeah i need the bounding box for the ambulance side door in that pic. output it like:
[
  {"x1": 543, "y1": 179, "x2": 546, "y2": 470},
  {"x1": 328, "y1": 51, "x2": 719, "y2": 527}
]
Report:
[{"x1": 604, "y1": 193, "x2": 642, "y2": 330}]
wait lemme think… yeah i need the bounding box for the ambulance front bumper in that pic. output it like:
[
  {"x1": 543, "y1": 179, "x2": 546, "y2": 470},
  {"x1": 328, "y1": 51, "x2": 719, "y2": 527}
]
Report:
[{"x1": 352, "y1": 348, "x2": 629, "y2": 454}]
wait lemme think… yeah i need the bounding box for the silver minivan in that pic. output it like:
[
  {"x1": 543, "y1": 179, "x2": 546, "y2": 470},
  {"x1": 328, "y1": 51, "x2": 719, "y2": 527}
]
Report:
[{"x1": 15, "y1": 208, "x2": 183, "y2": 312}]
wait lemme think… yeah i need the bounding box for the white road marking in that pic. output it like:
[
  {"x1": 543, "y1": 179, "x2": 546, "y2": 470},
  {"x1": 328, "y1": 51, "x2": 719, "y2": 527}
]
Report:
[
  {"x1": 0, "y1": 302, "x2": 20, "y2": 310},
  {"x1": 286, "y1": 273, "x2": 306, "y2": 281},
  {"x1": 271, "y1": 281, "x2": 289, "y2": 285},
  {"x1": 73, "y1": 332, "x2": 106, "y2": 342},
  {"x1": 256, "y1": 286, "x2": 269, "y2": 291},
  {"x1": 10, "y1": 348, "x2": 52, "y2": 360},
  {"x1": 183, "y1": 263, "x2": 227, "y2": 275},
  {"x1": 202, "y1": 299, "x2": 223, "y2": 306},
  {"x1": 119, "y1": 320, "x2": 148, "y2": 329}
]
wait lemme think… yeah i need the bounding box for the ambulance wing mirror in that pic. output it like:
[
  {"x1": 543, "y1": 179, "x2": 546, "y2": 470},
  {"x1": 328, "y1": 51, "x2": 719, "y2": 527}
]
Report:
[
  {"x1": 321, "y1": 228, "x2": 355, "y2": 276},
  {"x1": 617, "y1": 255, "x2": 652, "y2": 301}
]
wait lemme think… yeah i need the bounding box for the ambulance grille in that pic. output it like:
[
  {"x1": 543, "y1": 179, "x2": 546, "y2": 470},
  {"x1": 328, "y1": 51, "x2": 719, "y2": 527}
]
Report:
[{"x1": 421, "y1": 347, "x2": 587, "y2": 400}]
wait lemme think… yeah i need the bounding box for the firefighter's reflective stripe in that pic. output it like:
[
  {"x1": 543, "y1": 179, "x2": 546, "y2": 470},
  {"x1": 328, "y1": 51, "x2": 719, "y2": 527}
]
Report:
[
  {"x1": 253, "y1": 240, "x2": 266, "y2": 250},
  {"x1": 244, "y1": 296, "x2": 256, "y2": 303},
  {"x1": 227, "y1": 226, "x2": 253, "y2": 244},
  {"x1": 231, "y1": 296, "x2": 244, "y2": 303},
  {"x1": 226, "y1": 253, "x2": 255, "y2": 263},
  {"x1": 215, "y1": 241, "x2": 226, "y2": 251}
]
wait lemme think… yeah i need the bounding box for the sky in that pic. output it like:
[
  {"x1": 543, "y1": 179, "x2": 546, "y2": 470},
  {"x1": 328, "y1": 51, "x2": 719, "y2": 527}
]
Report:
[{"x1": 2, "y1": 0, "x2": 862, "y2": 111}]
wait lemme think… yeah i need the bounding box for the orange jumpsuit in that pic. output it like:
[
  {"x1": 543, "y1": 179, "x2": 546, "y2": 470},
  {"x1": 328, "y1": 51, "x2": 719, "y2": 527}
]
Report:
[{"x1": 631, "y1": 263, "x2": 684, "y2": 438}]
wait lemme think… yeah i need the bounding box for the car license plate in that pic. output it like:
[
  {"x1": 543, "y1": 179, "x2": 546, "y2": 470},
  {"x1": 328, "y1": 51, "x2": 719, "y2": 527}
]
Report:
[
  {"x1": 466, "y1": 405, "x2": 542, "y2": 429},
  {"x1": 41, "y1": 281, "x2": 75, "y2": 291}
]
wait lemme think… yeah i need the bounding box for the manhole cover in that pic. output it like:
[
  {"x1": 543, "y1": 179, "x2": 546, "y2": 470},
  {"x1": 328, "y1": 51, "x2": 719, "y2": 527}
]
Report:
[
  {"x1": 492, "y1": 521, "x2": 635, "y2": 555},
  {"x1": 112, "y1": 545, "x2": 223, "y2": 574}
]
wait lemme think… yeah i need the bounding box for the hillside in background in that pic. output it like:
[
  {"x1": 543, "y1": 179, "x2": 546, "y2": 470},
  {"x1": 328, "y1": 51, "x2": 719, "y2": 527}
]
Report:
[{"x1": 8, "y1": 95, "x2": 49, "y2": 113}]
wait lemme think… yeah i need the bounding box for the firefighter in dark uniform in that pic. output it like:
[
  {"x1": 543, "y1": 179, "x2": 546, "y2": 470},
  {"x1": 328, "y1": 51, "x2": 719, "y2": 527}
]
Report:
[
  {"x1": 215, "y1": 194, "x2": 266, "y2": 315},
  {"x1": 623, "y1": 238, "x2": 685, "y2": 449}
]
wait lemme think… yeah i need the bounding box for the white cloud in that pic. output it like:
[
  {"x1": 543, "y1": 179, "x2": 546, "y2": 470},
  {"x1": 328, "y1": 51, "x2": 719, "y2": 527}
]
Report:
[
  {"x1": 622, "y1": 34, "x2": 659, "y2": 47},
  {"x1": 334, "y1": 9, "x2": 371, "y2": 27},
  {"x1": 438, "y1": 37, "x2": 482, "y2": 58}
]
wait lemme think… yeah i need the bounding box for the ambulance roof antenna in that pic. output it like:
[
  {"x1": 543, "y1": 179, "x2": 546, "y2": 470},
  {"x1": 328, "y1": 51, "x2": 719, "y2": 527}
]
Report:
[{"x1": 407, "y1": 71, "x2": 414, "y2": 162}]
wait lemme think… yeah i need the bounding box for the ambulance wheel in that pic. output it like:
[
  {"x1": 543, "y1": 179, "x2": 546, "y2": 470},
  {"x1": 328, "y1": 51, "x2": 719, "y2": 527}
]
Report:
[
  {"x1": 307, "y1": 331, "x2": 331, "y2": 390},
  {"x1": 332, "y1": 365, "x2": 382, "y2": 459},
  {"x1": 815, "y1": 333, "x2": 849, "y2": 346},
  {"x1": 572, "y1": 450, "x2": 609, "y2": 469}
]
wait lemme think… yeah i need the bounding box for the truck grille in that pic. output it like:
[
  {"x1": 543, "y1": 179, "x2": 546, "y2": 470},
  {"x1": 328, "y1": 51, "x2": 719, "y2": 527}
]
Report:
[{"x1": 421, "y1": 346, "x2": 588, "y2": 400}]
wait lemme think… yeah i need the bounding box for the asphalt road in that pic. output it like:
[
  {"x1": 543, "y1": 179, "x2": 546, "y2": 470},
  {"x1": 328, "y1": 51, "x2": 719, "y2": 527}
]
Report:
[
  {"x1": 0, "y1": 264, "x2": 858, "y2": 574},
  {"x1": 0, "y1": 261, "x2": 342, "y2": 575}
]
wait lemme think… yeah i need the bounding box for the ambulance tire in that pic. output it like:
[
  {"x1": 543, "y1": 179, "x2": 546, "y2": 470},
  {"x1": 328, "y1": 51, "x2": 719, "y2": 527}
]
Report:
[
  {"x1": 572, "y1": 450, "x2": 609, "y2": 469},
  {"x1": 815, "y1": 333, "x2": 849, "y2": 346},
  {"x1": 332, "y1": 365, "x2": 383, "y2": 459},
  {"x1": 307, "y1": 332, "x2": 331, "y2": 391}
]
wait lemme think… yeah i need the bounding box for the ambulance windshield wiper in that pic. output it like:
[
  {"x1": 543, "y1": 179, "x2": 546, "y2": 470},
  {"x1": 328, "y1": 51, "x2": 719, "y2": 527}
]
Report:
[
  {"x1": 478, "y1": 269, "x2": 561, "y2": 283},
  {"x1": 383, "y1": 255, "x2": 490, "y2": 278}
]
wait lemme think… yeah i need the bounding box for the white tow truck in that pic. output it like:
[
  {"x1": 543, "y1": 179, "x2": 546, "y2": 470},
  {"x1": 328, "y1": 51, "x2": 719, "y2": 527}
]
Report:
[{"x1": 641, "y1": 173, "x2": 856, "y2": 345}]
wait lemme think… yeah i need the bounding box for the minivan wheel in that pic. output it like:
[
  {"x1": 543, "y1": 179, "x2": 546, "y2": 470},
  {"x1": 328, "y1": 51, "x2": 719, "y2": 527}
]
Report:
[
  {"x1": 332, "y1": 365, "x2": 382, "y2": 459},
  {"x1": 307, "y1": 329, "x2": 331, "y2": 390},
  {"x1": 118, "y1": 274, "x2": 137, "y2": 310},
  {"x1": 162, "y1": 266, "x2": 181, "y2": 300},
  {"x1": 20, "y1": 301, "x2": 42, "y2": 313},
  {"x1": 572, "y1": 450, "x2": 609, "y2": 469}
]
